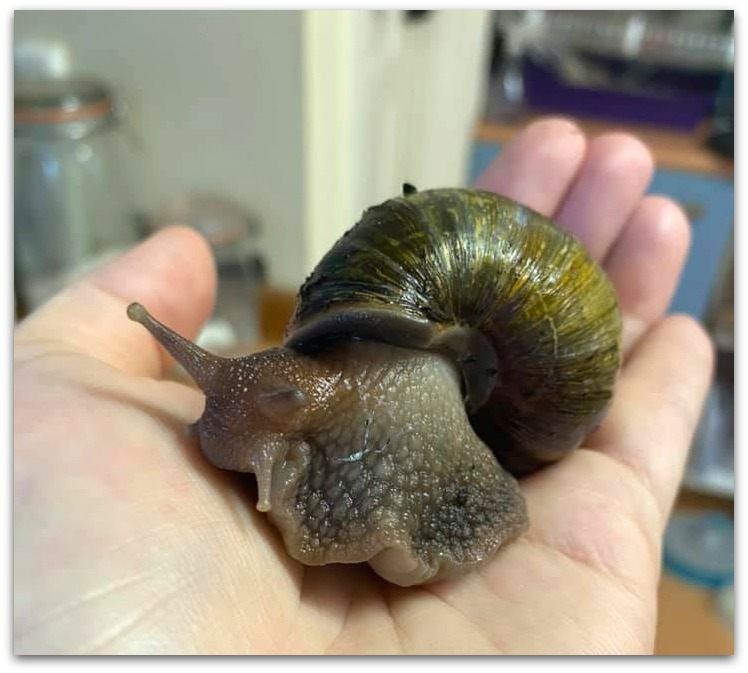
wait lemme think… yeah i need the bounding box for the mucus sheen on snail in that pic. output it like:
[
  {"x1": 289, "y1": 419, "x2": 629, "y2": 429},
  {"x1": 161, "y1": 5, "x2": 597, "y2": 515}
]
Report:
[{"x1": 127, "y1": 186, "x2": 621, "y2": 587}]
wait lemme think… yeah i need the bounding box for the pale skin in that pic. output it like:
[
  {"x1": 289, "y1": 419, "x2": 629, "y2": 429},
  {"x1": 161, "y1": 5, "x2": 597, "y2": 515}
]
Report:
[{"x1": 14, "y1": 118, "x2": 714, "y2": 654}]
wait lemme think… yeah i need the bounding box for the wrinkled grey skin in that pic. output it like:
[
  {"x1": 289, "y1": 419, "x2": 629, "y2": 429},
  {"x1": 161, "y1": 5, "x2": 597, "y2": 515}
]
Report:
[
  {"x1": 274, "y1": 343, "x2": 526, "y2": 585},
  {"x1": 197, "y1": 341, "x2": 528, "y2": 587}
]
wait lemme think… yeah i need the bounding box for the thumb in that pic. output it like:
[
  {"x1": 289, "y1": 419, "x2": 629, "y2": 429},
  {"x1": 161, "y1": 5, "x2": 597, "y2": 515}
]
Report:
[{"x1": 15, "y1": 226, "x2": 217, "y2": 379}]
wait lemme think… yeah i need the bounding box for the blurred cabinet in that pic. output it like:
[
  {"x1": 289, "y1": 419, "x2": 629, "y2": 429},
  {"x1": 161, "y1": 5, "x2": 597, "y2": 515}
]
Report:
[
  {"x1": 302, "y1": 10, "x2": 492, "y2": 271},
  {"x1": 470, "y1": 122, "x2": 734, "y2": 322}
]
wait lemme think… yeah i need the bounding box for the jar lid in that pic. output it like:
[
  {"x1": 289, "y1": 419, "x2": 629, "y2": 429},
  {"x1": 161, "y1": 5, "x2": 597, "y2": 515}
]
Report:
[
  {"x1": 152, "y1": 193, "x2": 261, "y2": 252},
  {"x1": 15, "y1": 77, "x2": 116, "y2": 138}
]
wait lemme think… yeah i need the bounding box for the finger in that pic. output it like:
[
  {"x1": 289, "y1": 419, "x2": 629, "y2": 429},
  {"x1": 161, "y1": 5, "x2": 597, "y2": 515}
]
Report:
[
  {"x1": 603, "y1": 196, "x2": 691, "y2": 356},
  {"x1": 587, "y1": 315, "x2": 714, "y2": 522},
  {"x1": 554, "y1": 133, "x2": 654, "y2": 261},
  {"x1": 15, "y1": 226, "x2": 217, "y2": 379},
  {"x1": 474, "y1": 117, "x2": 587, "y2": 216}
]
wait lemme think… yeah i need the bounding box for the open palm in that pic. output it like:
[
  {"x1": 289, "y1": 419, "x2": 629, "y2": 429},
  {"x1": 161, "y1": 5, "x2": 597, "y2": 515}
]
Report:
[{"x1": 14, "y1": 119, "x2": 713, "y2": 654}]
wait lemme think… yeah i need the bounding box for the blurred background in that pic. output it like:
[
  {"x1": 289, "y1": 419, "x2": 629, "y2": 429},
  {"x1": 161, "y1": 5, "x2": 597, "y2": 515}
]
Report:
[{"x1": 13, "y1": 9, "x2": 734, "y2": 654}]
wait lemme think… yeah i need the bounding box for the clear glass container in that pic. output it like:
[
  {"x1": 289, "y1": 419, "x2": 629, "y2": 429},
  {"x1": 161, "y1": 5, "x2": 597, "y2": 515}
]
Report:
[{"x1": 14, "y1": 77, "x2": 142, "y2": 314}]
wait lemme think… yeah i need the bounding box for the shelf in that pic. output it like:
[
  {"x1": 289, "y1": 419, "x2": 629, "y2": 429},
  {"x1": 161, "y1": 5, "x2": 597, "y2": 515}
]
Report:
[{"x1": 475, "y1": 117, "x2": 734, "y2": 177}]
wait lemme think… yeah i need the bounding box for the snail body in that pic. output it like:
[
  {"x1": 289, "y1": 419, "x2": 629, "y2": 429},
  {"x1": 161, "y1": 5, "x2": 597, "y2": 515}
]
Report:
[{"x1": 128, "y1": 187, "x2": 621, "y2": 586}]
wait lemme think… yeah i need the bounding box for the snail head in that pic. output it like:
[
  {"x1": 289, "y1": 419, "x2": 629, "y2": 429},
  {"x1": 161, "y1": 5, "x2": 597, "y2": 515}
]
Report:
[{"x1": 127, "y1": 303, "x2": 330, "y2": 512}]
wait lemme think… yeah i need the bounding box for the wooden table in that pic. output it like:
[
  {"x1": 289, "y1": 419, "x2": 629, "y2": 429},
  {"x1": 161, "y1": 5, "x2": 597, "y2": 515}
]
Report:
[
  {"x1": 655, "y1": 573, "x2": 733, "y2": 655},
  {"x1": 655, "y1": 489, "x2": 734, "y2": 655}
]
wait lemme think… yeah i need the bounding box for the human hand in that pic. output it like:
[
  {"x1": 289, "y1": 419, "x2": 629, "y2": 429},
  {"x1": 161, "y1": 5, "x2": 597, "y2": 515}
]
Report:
[{"x1": 14, "y1": 118, "x2": 713, "y2": 654}]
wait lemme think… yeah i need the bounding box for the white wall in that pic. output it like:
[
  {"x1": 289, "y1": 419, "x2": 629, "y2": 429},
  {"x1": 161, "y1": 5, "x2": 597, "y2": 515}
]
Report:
[{"x1": 14, "y1": 10, "x2": 306, "y2": 289}]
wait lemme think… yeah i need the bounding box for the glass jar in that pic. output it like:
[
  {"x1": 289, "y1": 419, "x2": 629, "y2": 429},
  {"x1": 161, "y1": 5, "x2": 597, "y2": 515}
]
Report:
[{"x1": 14, "y1": 77, "x2": 142, "y2": 314}]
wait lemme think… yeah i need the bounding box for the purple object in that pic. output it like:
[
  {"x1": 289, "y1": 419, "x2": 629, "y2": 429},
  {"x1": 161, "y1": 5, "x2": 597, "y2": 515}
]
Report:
[{"x1": 521, "y1": 58, "x2": 718, "y2": 131}]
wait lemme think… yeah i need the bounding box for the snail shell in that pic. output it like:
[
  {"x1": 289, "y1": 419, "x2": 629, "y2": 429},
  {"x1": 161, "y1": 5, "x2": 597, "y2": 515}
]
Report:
[
  {"x1": 127, "y1": 186, "x2": 621, "y2": 586},
  {"x1": 290, "y1": 187, "x2": 621, "y2": 475}
]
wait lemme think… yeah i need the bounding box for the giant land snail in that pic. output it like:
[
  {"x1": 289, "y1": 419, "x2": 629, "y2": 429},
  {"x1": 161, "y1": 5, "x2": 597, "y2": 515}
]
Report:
[{"x1": 128, "y1": 186, "x2": 621, "y2": 587}]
